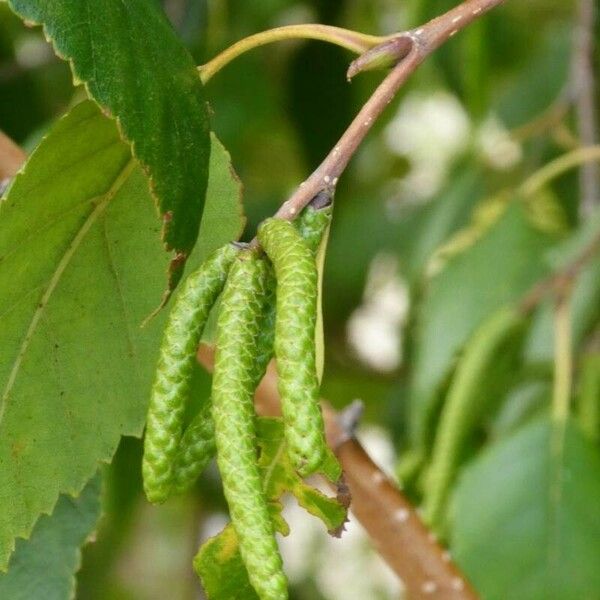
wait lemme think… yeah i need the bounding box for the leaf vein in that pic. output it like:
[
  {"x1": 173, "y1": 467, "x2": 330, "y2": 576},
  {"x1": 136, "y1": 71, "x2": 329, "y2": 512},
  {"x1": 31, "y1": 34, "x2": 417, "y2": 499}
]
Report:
[{"x1": 0, "y1": 160, "x2": 135, "y2": 425}]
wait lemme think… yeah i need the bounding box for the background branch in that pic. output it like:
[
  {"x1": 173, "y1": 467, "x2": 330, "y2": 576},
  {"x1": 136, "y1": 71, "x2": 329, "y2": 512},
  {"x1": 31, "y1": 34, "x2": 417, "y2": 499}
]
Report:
[
  {"x1": 519, "y1": 223, "x2": 600, "y2": 314},
  {"x1": 0, "y1": 129, "x2": 26, "y2": 181},
  {"x1": 197, "y1": 346, "x2": 480, "y2": 600},
  {"x1": 573, "y1": 0, "x2": 599, "y2": 218}
]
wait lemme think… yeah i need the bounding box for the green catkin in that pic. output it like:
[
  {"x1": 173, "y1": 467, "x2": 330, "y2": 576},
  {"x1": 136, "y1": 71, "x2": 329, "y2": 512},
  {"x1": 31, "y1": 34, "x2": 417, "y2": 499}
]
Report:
[
  {"x1": 257, "y1": 218, "x2": 327, "y2": 477},
  {"x1": 142, "y1": 243, "x2": 239, "y2": 504},
  {"x1": 252, "y1": 198, "x2": 333, "y2": 380},
  {"x1": 212, "y1": 250, "x2": 288, "y2": 600},
  {"x1": 169, "y1": 205, "x2": 333, "y2": 496},
  {"x1": 296, "y1": 192, "x2": 333, "y2": 254},
  {"x1": 172, "y1": 263, "x2": 276, "y2": 497},
  {"x1": 171, "y1": 402, "x2": 215, "y2": 495},
  {"x1": 423, "y1": 307, "x2": 524, "y2": 532}
]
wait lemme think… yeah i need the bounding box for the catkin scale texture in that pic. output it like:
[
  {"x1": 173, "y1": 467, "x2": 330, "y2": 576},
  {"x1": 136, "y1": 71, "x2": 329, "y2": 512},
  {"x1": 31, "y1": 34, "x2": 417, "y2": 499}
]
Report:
[
  {"x1": 296, "y1": 203, "x2": 332, "y2": 254},
  {"x1": 212, "y1": 251, "x2": 288, "y2": 600},
  {"x1": 257, "y1": 218, "x2": 327, "y2": 477},
  {"x1": 171, "y1": 402, "x2": 215, "y2": 495},
  {"x1": 142, "y1": 243, "x2": 238, "y2": 504},
  {"x1": 252, "y1": 205, "x2": 332, "y2": 386},
  {"x1": 159, "y1": 207, "x2": 333, "y2": 500},
  {"x1": 173, "y1": 257, "x2": 275, "y2": 496},
  {"x1": 252, "y1": 262, "x2": 277, "y2": 381},
  {"x1": 171, "y1": 207, "x2": 332, "y2": 496}
]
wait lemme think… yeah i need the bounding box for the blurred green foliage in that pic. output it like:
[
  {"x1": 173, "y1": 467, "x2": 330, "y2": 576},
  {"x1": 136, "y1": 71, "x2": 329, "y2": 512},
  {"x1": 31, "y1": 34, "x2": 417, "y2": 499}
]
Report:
[{"x1": 1, "y1": 0, "x2": 599, "y2": 599}]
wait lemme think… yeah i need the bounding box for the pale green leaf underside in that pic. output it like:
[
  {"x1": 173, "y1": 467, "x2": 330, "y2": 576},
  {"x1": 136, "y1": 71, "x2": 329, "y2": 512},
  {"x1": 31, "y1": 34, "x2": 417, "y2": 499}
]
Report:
[
  {"x1": 6, "y1": 0, "x2": 211, "y2": 264},
  {"x1": 452, "y1": 417, "x2": 600, "y2": 600},
  {"x1": 0, "y1": 475, "x2": 101, "y2": 599},
  {"x1": 0, "y1": 100, "x2": 243, "y2": 569}
]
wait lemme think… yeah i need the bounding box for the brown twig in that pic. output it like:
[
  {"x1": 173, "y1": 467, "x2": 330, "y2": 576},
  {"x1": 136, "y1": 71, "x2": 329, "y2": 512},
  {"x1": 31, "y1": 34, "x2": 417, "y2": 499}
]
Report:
[
  {"x1": 197, "y1": 346, "x2": 479, "y2": 600},
  {"x1": 270, "y1": 0, "x2": 507, "y2": 225},
  {"x1": 572, "y1": 0, "x2": 599, "y2": 218},
  {"x1": 0, "y1": 129, "x2": 26, "y2": 181},
  {"x1": 519, "y1": 225, "x2": 600, "y2": 314}
]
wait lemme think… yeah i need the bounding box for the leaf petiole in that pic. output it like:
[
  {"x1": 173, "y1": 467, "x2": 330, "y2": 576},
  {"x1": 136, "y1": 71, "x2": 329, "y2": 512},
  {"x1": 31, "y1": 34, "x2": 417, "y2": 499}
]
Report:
[{"x1": 199, "y1": 24, "x2": 389, "y2": 83}]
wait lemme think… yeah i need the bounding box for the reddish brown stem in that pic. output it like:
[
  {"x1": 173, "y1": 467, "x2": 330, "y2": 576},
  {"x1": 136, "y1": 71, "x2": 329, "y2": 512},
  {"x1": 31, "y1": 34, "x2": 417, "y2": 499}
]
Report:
[
  {"x1": 337, "y1": 441, "x2": 478, "y2": 600},
  {"x1": 271, "y1": 0, "x2": 507, "y2": 223},
  {"x1": 197, "y1": 345, "x2": 479, "y2": 600},
  {"x1": 0, "y1": 130, "x2": 26, "y2": 181}
]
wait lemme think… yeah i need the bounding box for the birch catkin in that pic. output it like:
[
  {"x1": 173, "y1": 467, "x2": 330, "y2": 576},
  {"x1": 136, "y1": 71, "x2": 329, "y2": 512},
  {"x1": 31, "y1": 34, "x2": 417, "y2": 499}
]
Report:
[
  {"x1": 142, "y1": 243, "x2": 238, "y2": 504},
  {"x1": 257, "y1": 218, "x2": 327, "y2": 477},
  {"x1": 211, "y1": 250, "x2": 288, "y2": 600}
]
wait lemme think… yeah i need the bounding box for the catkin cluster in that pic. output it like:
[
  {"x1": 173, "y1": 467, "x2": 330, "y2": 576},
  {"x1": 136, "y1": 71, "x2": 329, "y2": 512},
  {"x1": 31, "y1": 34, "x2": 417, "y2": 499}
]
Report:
[{"x1": 142, "y1": 198, "x2": 338, "y2": 600}]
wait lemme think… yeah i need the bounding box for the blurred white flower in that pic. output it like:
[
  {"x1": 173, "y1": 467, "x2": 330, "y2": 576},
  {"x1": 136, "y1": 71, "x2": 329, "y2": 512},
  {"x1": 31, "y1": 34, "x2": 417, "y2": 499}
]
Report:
[
  {"x1": 315, "y1": 515, "x2": 402, "y2": 600},
  {"x1": 15, "y1": 34, "x2": 53, "y2": 69},
  {"x1": 384, "y1": 91, "x2": 471, "y2": 201},
  {"x1": 347, "y1": 254, "x2": 409, "y2": 372},
  {"x1": 377, "y1": 1, "x2": 410, "y2": 35},
  {"x1": 475, "y1": 115, "x2": 522, "y2": 170}
]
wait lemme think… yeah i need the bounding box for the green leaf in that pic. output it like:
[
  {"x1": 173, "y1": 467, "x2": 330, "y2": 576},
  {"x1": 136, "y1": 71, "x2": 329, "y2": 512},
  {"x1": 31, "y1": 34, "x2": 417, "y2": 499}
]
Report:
[
  {"x1": 409, "y1": 202, "x2": 556, "y2": 452},
  {"x1": 452, "y1": 416, "x2": 600, "y2": 600},
  {"x1": 6, "y1": 0, "x2": 211, "y2": 290},
  {"x1": 196, "y1": 134, "x2": 246, "y2": 259},
  {"x1": 578, "y1": 353, "x2": 600, "y2": 443},
  {"x1": 525, "y1": 211, "x2": 600, "y2": 366},
  {"x1": 422, "y1": 308, "x2": 526, "y2": 533},
  {"x1": 195, "y1": 417, "x2": 347, "y2": 599},
  {"x1": 495, "y1": 25, "x2": 571, "y2": 129},
  {"x1": 0, "y1": 475, "x2": 101, "y2": 600},
  {"x1": 394, "y1": 166, "x2": 485, "y2": 283},
  {"x1": 490, "y1": 380, "x2": 550, "y2": 439},
  {"x1": 0, "y1": 100, "x2": 243, "y2": 569}
]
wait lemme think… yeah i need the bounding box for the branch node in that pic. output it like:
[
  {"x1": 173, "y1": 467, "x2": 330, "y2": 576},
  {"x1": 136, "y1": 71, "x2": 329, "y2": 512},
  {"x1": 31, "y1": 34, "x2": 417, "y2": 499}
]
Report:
[
  {"x1": 347, "y1": 35, "x2": 413, "y2": 80},
  {"x1": 336, "y1": 399, "x2": 365, "y2": 443}
]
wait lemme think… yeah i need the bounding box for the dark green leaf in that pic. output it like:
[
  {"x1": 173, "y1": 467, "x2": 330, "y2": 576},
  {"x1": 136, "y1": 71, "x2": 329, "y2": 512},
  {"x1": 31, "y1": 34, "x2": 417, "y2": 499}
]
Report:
[
  {"x1": 495, "y1": 25, "x2": 571, "y2": 129},
  {"x1": 395, "y1": 165, "x2": 484, "y2": 282},
  {"x1": 6, "y1": 0, "x2": 211, "y2": 289}
]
